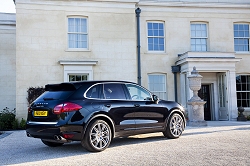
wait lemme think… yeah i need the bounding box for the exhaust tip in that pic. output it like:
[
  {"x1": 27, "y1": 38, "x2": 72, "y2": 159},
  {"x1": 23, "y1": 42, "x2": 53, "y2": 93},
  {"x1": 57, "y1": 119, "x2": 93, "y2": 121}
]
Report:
[
  {"x1": 54, "y1": 135, "x2": 59, "y2": 140},
  {"x1": 26, "y1": 132, "x2": 31, "y2": 137},
  {"x1": 52, "y1": 135, "x2": 71, "y2": 143},
  {"x1": 54, "y1": 135, "x2": 63, "y2": 140}
]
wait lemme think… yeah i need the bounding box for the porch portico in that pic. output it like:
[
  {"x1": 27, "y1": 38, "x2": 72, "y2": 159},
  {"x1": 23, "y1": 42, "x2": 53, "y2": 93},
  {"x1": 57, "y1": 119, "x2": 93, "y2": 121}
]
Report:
[{"x1": 176, "y1": 52, "x2": 241, "y2": 121}]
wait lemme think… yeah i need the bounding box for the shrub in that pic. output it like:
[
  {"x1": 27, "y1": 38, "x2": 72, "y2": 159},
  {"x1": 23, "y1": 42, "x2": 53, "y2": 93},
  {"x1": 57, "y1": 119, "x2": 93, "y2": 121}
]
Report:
[
  {"x1": 19, "y1": 118, "x2": 26, "y2": 129},
  {"x1": 0, "y1": 107, "x2": 16, "y2": 130},
  {"x1": 12, "y1": 118, "x2": 19, "y2": 130},
  {"x1": 27, "y1": 86, "x2": 45, "y2": 105},
  {"x1": 0, "y1": 108, "x2": 27, "y2": 130}
]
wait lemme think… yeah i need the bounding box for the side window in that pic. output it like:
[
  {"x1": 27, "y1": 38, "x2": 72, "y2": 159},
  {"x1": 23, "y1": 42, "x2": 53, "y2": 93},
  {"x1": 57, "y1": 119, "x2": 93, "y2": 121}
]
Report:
[
  {"x1": 125, "y1": 84, "x2": 151, "y2": 101},
  {"x1": 236, "y1": 75, "x2": 250, "y2": 107},
  {"x1": 85, "y1": 84, "x2": 102, "y2": 99},
  {"x1": 103, "y1": 84, "x2": 126, "y2": 100}
]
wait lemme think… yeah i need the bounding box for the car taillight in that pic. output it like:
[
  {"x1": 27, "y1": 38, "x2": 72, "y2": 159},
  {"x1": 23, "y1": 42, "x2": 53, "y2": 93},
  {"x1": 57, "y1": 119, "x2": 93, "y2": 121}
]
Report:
[
  {"x1": 28, "y1": 107, "x2": 31, "y2": 113},
  {"x1": 53, "y1": 102, "x2": 82, "y2": 115}
]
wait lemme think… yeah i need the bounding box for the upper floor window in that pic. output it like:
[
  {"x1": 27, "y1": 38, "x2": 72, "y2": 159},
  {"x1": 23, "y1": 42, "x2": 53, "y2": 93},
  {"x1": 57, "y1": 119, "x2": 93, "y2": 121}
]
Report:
[
  {"x1": 147, "y1": 22, "x2": 165, "y2": 51},
  {"x1": 190, "y1": 23, "x2": 208, "y2": 51},
  {"x1": 68, "y1": 17, "x2": 88, "y2": 49},
  {"x1": 234, "y1": 24, "x2": 249, "y2": 52},
  {"x1": 148, "y1": 74, "x2": 167, "y2": 100}
]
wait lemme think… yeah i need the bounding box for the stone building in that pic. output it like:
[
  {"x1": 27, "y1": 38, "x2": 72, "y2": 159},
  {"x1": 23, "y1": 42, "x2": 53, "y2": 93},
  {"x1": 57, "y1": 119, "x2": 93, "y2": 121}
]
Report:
[
  {"x1": 0, "y1": 12, "x2": 16, "y2": 112},
  {"x1": 11, "y1": 0, "x2": 250, "y2": 120}
]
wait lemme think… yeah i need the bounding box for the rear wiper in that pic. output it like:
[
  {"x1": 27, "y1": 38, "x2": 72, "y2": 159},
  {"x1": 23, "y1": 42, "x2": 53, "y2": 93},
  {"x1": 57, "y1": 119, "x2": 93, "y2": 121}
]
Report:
[{"x1": 43, "y1": 97, "x2": 54, "y2": 100}]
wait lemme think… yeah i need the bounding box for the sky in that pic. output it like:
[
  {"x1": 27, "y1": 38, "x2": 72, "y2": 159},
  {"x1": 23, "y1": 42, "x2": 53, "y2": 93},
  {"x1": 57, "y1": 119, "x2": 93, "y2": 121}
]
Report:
[{"x1": 0, "y1": 0, "x2": 16, "y2": 13}]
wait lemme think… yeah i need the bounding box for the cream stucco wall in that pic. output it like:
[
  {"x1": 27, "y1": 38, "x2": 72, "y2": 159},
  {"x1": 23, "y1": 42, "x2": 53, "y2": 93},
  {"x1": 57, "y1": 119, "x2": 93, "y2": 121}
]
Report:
[
  {"x1": 0, "y1": 13, "x2": 16, "y2": 112},
  {"x1": 15, "y1": 0, "x2": 250, "y2": 120},
  {"x1": 15, "y1": 0, "x2": 138, "y2": 119},
  {"x1": 138, "y1": 2, "x2": 250, "y2": 101}
]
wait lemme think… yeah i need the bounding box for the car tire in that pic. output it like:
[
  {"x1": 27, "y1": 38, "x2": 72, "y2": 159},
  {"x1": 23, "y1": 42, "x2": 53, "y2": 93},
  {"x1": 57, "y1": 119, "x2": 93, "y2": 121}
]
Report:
[
  {"x1": 163, "y1": 113, "x2": 184, "y2": 139},
  {"x1": 41, "y1": 139, "x2": 64, "y2": 147},
  {"x1": 82, "y1": 119, "x2": 112, "y2": 152}
]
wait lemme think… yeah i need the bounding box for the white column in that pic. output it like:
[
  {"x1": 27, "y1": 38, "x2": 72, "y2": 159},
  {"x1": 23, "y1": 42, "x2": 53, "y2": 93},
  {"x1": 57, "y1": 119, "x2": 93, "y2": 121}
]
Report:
[
  {"x1": 227, "y1": 70, "x2": 238, "y2": 120},
  {"x1": 180, "y1": 73, "x2": 187, "y2": 107}
]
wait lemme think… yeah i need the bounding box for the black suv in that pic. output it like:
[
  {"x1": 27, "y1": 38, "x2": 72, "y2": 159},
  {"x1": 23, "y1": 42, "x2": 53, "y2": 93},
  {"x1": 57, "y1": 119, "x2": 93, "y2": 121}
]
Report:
[{"x1": 26, "y1": 81, "x2": 186, "y2": 152}]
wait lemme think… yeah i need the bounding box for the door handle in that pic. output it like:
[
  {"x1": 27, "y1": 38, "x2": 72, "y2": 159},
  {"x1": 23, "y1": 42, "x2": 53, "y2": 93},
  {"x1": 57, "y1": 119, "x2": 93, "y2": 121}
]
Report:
[
  {"x1": 134, "y1": 104, "x2": 140, "y2": 107},
  {"x1": 104, "y1": 104, "x2": 111, "y2": 108}
]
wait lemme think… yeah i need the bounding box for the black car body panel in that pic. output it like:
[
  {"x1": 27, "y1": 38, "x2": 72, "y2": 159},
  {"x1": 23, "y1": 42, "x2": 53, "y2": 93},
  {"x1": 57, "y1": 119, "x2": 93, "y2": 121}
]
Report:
[{"x1": 26, "y1": 80, "x2": 186, "y2": 151}]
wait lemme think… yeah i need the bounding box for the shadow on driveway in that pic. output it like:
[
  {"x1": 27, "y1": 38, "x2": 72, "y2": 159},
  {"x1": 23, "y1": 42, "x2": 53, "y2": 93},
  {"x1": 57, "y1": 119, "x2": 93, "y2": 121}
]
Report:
[
  {"x1": 0, "y1": 131, "x2": 169, "y2": 165},
  {"x1": 1, "y1": 122, "x2": 250, "y2": 165}
]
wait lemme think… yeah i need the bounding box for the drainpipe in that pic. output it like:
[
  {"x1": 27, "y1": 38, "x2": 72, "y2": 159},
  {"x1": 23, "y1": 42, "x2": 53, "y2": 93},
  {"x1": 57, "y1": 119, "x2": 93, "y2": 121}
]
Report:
[
  {"x1": 135, "y1": 7, "x2": 141, "y2": 85},
  {"x1": 171, "y1": 66, "x2": 180, "y2": 102}
]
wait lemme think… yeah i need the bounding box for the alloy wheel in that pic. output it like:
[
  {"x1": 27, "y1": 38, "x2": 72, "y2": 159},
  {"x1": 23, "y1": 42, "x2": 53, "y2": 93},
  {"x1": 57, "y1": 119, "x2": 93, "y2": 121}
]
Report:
[
  {"x1": 169, "y1": 114, "x2": 183, "y2": 137},
  {"x1": 89, "y1": 121, "x2": 110, "y2": 150}
]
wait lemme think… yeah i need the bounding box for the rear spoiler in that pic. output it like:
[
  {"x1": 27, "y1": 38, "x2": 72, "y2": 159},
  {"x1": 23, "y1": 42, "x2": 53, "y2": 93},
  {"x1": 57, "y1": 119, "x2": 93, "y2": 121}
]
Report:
[{"x1": 45, "y1": 83, "x2": 77, "y2": 91}]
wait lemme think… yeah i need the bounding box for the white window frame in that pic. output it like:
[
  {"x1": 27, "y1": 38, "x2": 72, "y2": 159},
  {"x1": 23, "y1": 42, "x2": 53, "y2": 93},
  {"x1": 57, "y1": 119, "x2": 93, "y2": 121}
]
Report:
[
  {"x1": 67, "y1": 16, "x2": 88, "y2": 50},
  {"x1": 65, "y1": 66, "x2": 92, "y2": 82},
  {"x1": 148, "y1": 74, "x2": 167, "y2": 100},
  {"x1": 147, "y1": 21, "x2": 165, "y2": 52},
  {"x1": 234, "y1": 23, "x2": 250, "y2": 52},
  {"x1": 59, "y1": 61, "x2": 97, "y2": 82},
  {"x1": 190, "y1": 22, "x2": 208, "y2": 52}
]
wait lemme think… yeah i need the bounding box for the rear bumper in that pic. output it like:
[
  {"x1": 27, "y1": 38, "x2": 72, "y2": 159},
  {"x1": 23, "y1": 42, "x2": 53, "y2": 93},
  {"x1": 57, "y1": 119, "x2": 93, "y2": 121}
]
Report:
[{"x1": 26, "y1": 121, "x2": 84, "y2": 141}]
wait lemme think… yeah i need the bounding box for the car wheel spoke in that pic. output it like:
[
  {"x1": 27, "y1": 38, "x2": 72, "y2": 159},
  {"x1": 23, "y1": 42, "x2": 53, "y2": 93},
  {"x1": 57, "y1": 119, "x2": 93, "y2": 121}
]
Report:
[
  {"x1": 93, "y1": 126, "x2": 99, "y2": 133},
  {"x1": 91, "y1": 137, "x2": 97, "y2": 143},
  {"x1": 98, "y1": 123, "x2": 102, "y2": 131},
  {"x1": 101, "y1": 138, "x2": 107, "y2": 146}
]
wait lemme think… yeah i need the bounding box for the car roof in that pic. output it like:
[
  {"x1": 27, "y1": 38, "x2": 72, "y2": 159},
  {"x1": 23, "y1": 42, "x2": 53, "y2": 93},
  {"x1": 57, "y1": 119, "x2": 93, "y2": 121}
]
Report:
[
  {"x1": 45, "y1": 80, "x2": 137, "y2": 91},
  {"x1": 71, "y1": 80, "x2": 135, "y2": 84},
  {"x1": 67, "y1": 80, "x2": 137, "y2": 87}
]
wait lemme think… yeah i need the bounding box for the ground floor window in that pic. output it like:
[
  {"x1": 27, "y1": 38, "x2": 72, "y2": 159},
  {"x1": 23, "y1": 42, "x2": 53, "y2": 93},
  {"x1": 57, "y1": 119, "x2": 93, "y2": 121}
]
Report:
[
  {"x1": 69, "y1": 74, "x2": 88, "y2": 82},
  {"x1": 148, "y1": 74, "x2": 167, "y2": 100},
  {"x1": 236, "y1": 75, "x2": 250, "y2": 107}
]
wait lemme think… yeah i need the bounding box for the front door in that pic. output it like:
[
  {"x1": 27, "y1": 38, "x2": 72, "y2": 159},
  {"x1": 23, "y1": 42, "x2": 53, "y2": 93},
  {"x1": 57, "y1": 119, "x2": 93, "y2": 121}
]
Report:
[
  {"x1": 198, "y1": 85, "x2": 211, "y2": 120},
  {"x1": 125, "y1": 83, "x2": 166, "y2": 131},
  {"x1": 217, "y1": 73, "x2": 228, "y2": 120}
]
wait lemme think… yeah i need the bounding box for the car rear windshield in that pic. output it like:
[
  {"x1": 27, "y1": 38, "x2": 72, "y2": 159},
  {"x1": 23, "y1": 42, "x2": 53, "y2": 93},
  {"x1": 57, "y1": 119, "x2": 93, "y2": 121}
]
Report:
[
  {"x1": 36, "y1": 91, "x2": 74, "y2": 101},
  {"x1": 35, "y1": 83, "x2": 77, "y2": 101}
]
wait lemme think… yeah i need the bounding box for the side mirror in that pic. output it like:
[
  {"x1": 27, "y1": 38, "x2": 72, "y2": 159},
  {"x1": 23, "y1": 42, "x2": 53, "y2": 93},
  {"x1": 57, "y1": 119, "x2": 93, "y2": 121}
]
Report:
[{"x1": 152, "y1": 95, "x2": 159, "y2": 104}]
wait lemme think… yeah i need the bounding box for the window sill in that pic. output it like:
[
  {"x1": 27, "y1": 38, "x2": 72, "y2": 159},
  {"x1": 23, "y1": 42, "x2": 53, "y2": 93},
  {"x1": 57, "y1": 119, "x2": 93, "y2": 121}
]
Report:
[
  {"x1": 242, "y1": 108, "x2": 250, "y2": 112},
  {"x1": 144, "y1": 51, "x2": 167, "y2": 55},
  {"x1": 65, "y1": 49, "x2": 91, "y2": 52},
  {"x1": 235, "y1": 52, "x2": 250, "y2": 55}
]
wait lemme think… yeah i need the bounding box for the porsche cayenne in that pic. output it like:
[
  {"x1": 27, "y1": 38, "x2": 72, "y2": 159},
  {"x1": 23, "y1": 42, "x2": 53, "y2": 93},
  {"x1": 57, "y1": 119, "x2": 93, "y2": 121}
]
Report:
[{"x1": 26, "y1": 81, "x2": 186, "y2": 152}]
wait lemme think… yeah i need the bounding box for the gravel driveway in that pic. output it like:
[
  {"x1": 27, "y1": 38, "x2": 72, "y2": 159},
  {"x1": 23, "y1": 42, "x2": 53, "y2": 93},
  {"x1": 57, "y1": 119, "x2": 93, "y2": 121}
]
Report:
[{"x1": 0, "y1": 121, "x2": 250, "y2": 166}]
